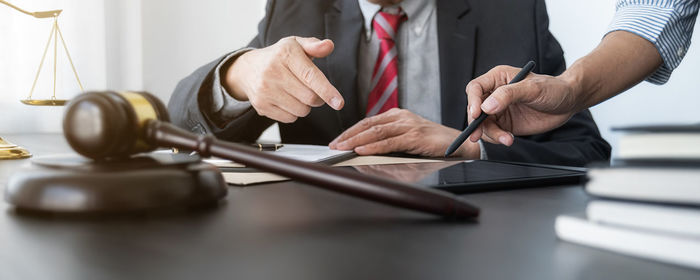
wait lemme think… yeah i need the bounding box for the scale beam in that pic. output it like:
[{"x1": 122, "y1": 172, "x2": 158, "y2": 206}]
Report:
[
  {"x1": 2, "y1": 0, "x2": 81, "y2": 107},
  {"x1": 0, "y1": 0, "x2": 83, "y2": 159}
]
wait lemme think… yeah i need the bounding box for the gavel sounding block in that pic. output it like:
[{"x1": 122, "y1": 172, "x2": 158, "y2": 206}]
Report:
[{"x1": 5, "y1": 153, "x2": 227, "y2": 213}]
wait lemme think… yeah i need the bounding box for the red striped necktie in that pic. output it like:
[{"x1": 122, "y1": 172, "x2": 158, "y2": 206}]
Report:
[{"x1": 366, "y1": 9, "x2": 407, "y2": 117}]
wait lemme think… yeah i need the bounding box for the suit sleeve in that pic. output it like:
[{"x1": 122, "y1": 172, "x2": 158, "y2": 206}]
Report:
[
  {"x1": 482, "y1": 0, "x2": 612, "y2": 167},
  {"x1": 167, "y1": 0, "x2": 277, "y2": 142}
]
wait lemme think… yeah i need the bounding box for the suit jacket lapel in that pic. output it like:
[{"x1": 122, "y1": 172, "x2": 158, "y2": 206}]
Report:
[
  {"x1": 437, "y1": 0, "x2": 476, "y2": 130},
  {"x1": 325, "y1": 0, "x2": 363, "y2": 131}
]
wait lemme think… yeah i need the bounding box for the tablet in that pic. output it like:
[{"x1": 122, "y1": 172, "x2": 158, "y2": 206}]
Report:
[{"x1": 349, "y1": 160, "x2": 587, "y2": 194}]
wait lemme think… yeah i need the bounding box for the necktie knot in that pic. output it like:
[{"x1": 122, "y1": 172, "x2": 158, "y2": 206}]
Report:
[{"x1": 373, "y1": 8, "x2": 406, "y2": 41}]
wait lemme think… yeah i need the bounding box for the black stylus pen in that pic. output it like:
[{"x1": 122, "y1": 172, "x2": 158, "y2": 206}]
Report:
[
  {"x1": 252, "y1": 143, "x2": 284, "y2": 151},
  {"x1": 444, "y1": 61, "x2": 536, "y2": 157}
]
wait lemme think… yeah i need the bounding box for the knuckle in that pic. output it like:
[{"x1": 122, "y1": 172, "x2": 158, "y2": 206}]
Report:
[
  {"x1": 370, "y1": 125, "x2": 386, "y2": 138},
  {"x1": 405, "y1": 130, "x2": 417, "y2": 139},
  {"x1": 414, "y1": 125, "x2": 428, "y2": 135},
  {"x1": 529, "y1": 78, "x2": 546, "y2": 92},
  {"x1": 493, "y1": 65, "x2": 510, "y2": 72},
  {"x1": 384, "y1": 137, "x2": 397, "y2": 148},
  {"x1": 280, "y1": 115, "x2": 297, "y2": 123},
  {"x1": 299, "y1": 106, "x2": 312, "y2": 117},
  {"x1": 300, "y1": 92, "x2": 318, "y2": 105},
  {"x1": 249, "y1": 96, "x2": 262, "y2": 108},
  {"x1": 252, "y1": 80, "x2": 271, "y2": 94},
  {"x1": 259, "y1": 65, "x2": 278, "y2": 79},
  {"x1": 358, "y1": 118, "x2": 373, "y2": 130},
  {"x1": 254, "y1": 105, "x2": 267, "y2": 117},
  {"x1": 276, "y1": 38, "x2": 297, "y2": 60},
  {"x1": 522, "y1": 79, "x2": 536, "y2": 88},
  {"x1": 386, "y1": 108, "x2": 402, "y2": 117},
  {"x1": 300, "y1": 67, "x2": 317, "y2": 85},
  {"x1": 255, "y1": 99, "x2": 274, "y2": 112},
  {"x1": 278, "y1": 36, "x2": 296, "y2": 46},
  {"x1": 522, "y1": 80, "x2": 539, "y2": 95},
  {"x1": 465, "y1": 81, "x2": 476, "y2": 93},
  {"x1": 279, "y1": 47, "x2": 293, "y2": 63},
  {"x1": 466, "y1": 82, "x2": 483, "y2": 96}
]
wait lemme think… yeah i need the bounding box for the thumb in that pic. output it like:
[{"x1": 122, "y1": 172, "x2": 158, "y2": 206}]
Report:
[{"x1": 296, "y1": 37, "x2": 335, "y2": 58}]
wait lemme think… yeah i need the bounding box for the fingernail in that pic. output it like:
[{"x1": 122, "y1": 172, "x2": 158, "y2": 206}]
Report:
[
  {"x1": 330, "y1": 97, "x2": 342, "y2": 110},
  {"x1": 498, "y1": 135, "x2": 510, "y2": 145},
  {"x1": 482, "y1": 98, "x2": 499, "y2": 113}
]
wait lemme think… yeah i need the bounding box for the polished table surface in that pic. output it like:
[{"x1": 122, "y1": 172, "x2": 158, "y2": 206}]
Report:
[{"x1": 1, "y1": 134, "x2": 698, "y2": 280}]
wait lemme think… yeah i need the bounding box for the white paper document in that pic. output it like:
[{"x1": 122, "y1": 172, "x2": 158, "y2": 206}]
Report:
[{"x1": 204, "y1": 144, "x2": 354, "y2": 168}]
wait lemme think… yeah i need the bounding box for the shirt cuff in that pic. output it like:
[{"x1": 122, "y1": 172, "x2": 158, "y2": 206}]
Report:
[
  {"x1": 606, "y1": 1, "x2": 699, "y2": 84},
  {"x1": 478, "y1": 140, "x2": 488, "y2": 160},
  {"x1": 211, "y1": 48, "x2": 256, "y2": 119}
]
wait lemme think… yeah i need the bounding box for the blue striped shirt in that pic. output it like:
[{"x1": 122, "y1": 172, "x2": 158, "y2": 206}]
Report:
[{"x1": 608, "y1": 0, "x2": 700, "y2": 84}]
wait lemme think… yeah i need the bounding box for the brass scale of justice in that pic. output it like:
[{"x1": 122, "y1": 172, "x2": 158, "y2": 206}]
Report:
[{"x1": 0, "y1": 0, "x2": 84, "y2": 159}]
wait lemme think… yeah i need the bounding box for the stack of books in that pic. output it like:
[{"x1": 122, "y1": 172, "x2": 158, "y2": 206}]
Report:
[{"x1": 555, "y1": 124, "x2": 700, "y2": 269}]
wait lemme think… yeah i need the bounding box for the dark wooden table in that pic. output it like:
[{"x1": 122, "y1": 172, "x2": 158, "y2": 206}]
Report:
[{"x1": 1, "y1": 134, "x2": 698, "y2": 280}]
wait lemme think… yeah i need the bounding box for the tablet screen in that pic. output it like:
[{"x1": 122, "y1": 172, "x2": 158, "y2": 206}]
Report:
[{"x1": 350, "y1": 160, "x2": 586, "y2": 194}]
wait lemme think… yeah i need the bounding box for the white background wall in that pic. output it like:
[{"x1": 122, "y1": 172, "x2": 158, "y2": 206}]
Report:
[
  {"x1": 0, "y1": 0, "x2": 266, "y2": 133},
  {"x1": 2, "y1": 0, "x2": 699, "y2": 155},
  {"x1": 546, "y1": 0, "x2": 700, "y2": 155},
  {"x1": 1, "y1": 0, "x2": 108, "y2": 133}
]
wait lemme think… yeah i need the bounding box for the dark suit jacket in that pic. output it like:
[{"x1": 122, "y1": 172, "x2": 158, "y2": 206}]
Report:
[{"x1": 168, "y1": 0, "x2": 611, "y2": 167}]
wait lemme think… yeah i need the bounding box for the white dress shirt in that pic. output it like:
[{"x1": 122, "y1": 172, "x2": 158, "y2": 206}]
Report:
[
  {"x1": 207, "y1": 0, "x2": 487, "y2": 159},
  {"x1": 356, "y1": 0, "x2": 441, "y2": 124},
  {"x1": 608, "y1": 0, "x2": 699, "y2": 84}
]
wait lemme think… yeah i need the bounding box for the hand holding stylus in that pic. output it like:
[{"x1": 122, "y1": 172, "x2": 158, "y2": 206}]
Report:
[{"x1": 445, "y1": 61, "x2": 535, "y2": 157}]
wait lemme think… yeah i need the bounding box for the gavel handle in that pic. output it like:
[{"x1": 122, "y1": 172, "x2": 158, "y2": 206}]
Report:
[{"x1": 145, "y1": 120, "x2": 479, "y2": 219}]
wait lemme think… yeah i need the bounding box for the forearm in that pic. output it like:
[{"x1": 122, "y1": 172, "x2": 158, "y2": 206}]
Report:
[{"x1": 559, "y1": 31, "x2": 663, "y2": 112}]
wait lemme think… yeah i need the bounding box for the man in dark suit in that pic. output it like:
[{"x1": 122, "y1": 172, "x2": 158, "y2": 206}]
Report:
[{"x1": 168, "y1": 0, "x2": 611, "y2": 166}]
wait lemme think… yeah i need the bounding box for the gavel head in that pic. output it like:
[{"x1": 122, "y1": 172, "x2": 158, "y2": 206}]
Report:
[{"x1": 63, "y1": 91, "x2": 170, "y2": 160}]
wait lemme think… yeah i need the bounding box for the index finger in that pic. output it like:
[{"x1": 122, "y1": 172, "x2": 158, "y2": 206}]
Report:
[
  {"x1": 465, "y1": 65, "x2": 516, "y2": 120},
  {"x1": 286, "y1": 51, "x2": 344, "y2": 110}
]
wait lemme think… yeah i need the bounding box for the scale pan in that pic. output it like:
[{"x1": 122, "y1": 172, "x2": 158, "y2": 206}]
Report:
[{"x1": 21, "y1": 99, "x2": 67, "y2": 106}]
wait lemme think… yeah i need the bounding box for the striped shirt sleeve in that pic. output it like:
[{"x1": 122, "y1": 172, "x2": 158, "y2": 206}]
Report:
[{"x1": 607, "y1": 0, "x2": 700, "y2": 84}]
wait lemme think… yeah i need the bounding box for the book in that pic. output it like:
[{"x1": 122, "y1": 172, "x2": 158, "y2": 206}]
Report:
[
  {"x1": 586, "y1": 123, "x2": 700, "y2": 205},
  {"x1": 586, "y1": 200, "x2": 700, "y2": 237},
  {"x1": 613, "y1": 123, "x2": 700, "y2": 160},
  {"x1": 557, "y1": 123, "x2": 700, "y2": 269},
  {"x1": 555, "y1": 212, "x2": 700, "y2": 269},
  {"x1": 556, "y1": 198, "x2": 700, "y2": 269},
  {"x1": 586, "y1": 165, "x2": 700, "y2": 205}
]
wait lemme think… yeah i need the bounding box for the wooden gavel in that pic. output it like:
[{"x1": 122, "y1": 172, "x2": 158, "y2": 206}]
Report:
[{"x1": 62, "y1": 91, "x2": 479, "y2": 219}]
